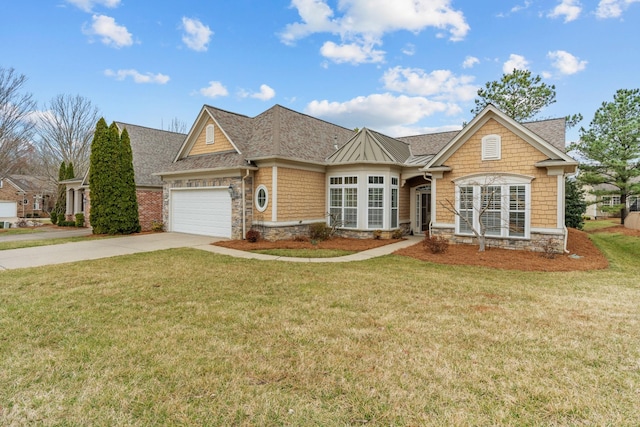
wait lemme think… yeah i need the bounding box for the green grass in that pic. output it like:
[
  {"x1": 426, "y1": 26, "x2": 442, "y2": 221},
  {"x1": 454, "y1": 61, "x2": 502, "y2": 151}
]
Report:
[
  {"x1": 0, "y1": 232, "x2": 639, "y2": 425},
  {"x1": 0, "y1": 227, "x2": 46, "y2": 235},
  {"x1": 0, "y1": 235, "x2": 114, "y2": 251},
  {"x1": 251, "y1": 248, "x2": 355, "y2": 258},
  {"x1": 582, "y1": 218, "x2": 620, "y2": 231}
]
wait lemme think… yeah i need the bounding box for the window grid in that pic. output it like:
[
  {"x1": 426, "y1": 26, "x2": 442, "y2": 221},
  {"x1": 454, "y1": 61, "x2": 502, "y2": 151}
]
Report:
[{"x1": 329, "y1": 177, "x2": 358, "y2": 228}]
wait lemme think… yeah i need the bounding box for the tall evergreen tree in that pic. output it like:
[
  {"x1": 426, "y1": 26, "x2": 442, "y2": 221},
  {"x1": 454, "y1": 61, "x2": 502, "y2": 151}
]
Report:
[
  {"x1": 89, "y1": 118, "x2": 112, "y2": 234},
  {"x1": 53, "y1": 161, "x2": 67, "y2": 216},
  {"x1": 117, "y1": 127, "x2": 140, "y2": 233},
  {"x1": 572, "y1": 88, "x2": 640, "y2": 224},
  {"x1": 565, "y1": 177, "x2": 587, "y2": 230}
]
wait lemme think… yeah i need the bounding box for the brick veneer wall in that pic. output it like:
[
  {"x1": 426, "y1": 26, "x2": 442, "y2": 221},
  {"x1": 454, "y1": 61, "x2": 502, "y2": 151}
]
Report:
[{"x1": 137, "y1": 189, "x2": 163, "y2": 231}]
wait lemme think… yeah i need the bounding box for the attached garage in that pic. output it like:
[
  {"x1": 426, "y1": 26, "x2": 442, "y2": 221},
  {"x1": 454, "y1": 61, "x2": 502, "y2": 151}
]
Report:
[
  {"x1": 0, "y1": 201, "x2": 17, "y2": 218},
  {"x1": 170, "y1": 188, "x2": 232, "y2": 238}
]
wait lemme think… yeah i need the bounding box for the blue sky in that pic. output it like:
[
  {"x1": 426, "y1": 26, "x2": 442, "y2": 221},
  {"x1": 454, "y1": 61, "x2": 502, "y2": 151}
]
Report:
[{"x1": 2, "y1": 0, "x2": 639, "y2": 143}]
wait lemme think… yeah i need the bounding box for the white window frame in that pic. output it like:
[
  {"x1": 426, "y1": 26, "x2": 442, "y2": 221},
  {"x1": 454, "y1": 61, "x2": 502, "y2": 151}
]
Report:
[
  {"x1": 390, "y1": 176, "x2": 399, "y2": 229},
  {"x1": 205, "y1": 124, "x2": 215, "y2": 145},
  {"x1": 482, "y1": 134, "x2": 501, "y2": 161},
  {"x1": 255, "y1": 185, "x2": 268, "y2": 212},
  {"x1": 367, "y1": 175, "x2": 384, "y2": 229},
  {"x1": 454, "y1": 175, "x2": 532, "y2": 239},
  {"x1": 329, "y1": 176, "x2": 358, "y2": 229}
]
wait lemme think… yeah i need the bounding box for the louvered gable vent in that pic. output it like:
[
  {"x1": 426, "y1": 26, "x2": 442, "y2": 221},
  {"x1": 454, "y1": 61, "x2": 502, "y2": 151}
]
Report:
[{"x1": 482, "y1": 134, "x2": 501, "y2": 160}]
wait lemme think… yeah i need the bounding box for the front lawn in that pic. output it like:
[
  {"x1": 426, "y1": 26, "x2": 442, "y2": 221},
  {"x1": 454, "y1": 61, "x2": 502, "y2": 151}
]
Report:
[{"x1": 0, "y1": 232, "x2": 639, "y2": 425}]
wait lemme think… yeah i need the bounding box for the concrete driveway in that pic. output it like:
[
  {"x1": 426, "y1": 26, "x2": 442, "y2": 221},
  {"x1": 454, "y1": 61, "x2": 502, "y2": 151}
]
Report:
[{"x1": 0, "y1": 232, "x2": 219, "y2": 270}]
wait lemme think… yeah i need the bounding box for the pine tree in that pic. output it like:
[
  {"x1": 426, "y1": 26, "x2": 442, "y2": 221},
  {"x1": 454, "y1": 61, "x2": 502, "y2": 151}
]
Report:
[
  {"x1": 66, "y1": 162, "x2": 75, "y2": 180},
  {"x1": 117, "y1": 127, "x2": 140, "y2": 233},
  {"x1": 565, "y1": 177, "x2": 587, "y2": 230}
]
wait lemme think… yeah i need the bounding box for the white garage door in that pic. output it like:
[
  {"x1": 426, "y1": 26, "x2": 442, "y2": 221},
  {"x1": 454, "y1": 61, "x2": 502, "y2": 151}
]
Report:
[
  {"x1": 0, "y1": 201, "x2": 17, "y2": 217},
  {"x1": 171, "y1": 188, "x2": 232, "y2": 238}
]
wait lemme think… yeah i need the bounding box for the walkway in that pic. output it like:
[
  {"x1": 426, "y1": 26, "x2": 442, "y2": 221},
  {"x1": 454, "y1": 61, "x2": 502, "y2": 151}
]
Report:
[{"x1": 0, "y1": 231, "x2": 421, "y2": 270}]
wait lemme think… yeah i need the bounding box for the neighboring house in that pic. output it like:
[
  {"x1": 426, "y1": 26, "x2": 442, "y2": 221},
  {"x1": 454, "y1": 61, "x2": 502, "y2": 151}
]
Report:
[
  {"x1": 0, "y1": 175, "x2": 55, "y2": 218},
  {"x1": 584, "y1": 182, "x2": 639, "y2": 219},
  {"x1": 158, "y1": 103, "x2": 577, "y2": 252},
  {"x1": 63, "y1": 122, "x2": 185, "y2": 231}
]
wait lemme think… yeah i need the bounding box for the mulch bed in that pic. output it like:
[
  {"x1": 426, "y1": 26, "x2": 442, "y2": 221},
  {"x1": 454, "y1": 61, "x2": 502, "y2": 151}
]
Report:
[
  {"x1": 215, "y1": 227, "x2": 623, "y2": 271},
  {"x1": 394, "y1": 228, "x2": 609, "y2": 272}
]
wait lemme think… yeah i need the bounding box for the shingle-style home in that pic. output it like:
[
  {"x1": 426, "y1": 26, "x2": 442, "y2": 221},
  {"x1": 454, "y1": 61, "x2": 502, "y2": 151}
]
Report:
[
  {"x1": 0, "y1": 175, "x2": 55, "y2": 219},
  {"x1": 63, "y1": 122, "x2": 185, "y2": 231},
  {"x1": 158, "y1": 103, "x2": 578, "y2": 252}
]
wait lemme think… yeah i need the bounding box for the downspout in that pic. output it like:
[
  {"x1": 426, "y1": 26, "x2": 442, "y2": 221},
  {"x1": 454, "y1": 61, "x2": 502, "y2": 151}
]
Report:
[
  {"x1": 563, "y1": 171, "x2": 573, "y2": 253},
  {"x1": 242, "y1": 169, "x2": 250, "y2": 239}
]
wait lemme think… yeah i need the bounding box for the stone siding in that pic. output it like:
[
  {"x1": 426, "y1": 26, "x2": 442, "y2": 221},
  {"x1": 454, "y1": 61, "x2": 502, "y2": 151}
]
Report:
[{"x1": 431, "y1": 226, "x2": 565, "y2": 253}]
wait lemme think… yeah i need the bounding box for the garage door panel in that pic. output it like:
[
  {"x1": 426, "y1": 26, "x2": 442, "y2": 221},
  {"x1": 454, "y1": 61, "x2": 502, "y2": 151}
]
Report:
[
  {"x1": 171, "y1": 189, "x2": 231, "y2": 238},
  {"x1": 0, "y1": 201, "x2": 17, "y2": 217}
]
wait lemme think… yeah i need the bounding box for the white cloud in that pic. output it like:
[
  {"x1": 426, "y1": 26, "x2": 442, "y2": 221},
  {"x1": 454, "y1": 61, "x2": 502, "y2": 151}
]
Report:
[
  {"x1": 280, "y1": 0, "x2": 469, "y2": 64},
  {"x1": 84, "y1": 14, "x2": 133, "y2": 48},
  {"x1": 503, "y1": 54, "x2": 529, "y2": 73},
  {"x1": 548, "y1": 0, "x2": 582, "y2": 22},
  {"x1": 181, "y1": 17, "x2": 213, "y2": 52},
  {"x1": 462, "y1": 55, "x2": 479, "y2": 68},
  {"x1": 497, "y1": 1, "x2": 531, "y2": 17},
  {"x1": 104, "y1": 69, "x2": 170, "y2": 84},
  {"x1": 547, "y1": 50, "x2": 587, "y2": 75},
  {"x1": 67, "y1": 0, "x2": 120, "y2": 12},
  {"x1": 305, "y1": 93, "x2": 459, "y2": 133},
  {"x1": 199, "y1": 81, "x2": 229, "y2": 98},
  {"x1": 382, "y1": 67, "x2": 477, "y2": 102},
  {"x1": 320, "y1": 40, "x2": 385, "y2": 64},
  {"x1": 240, "y1": 84, "x2": 276, "y2": 101},
  {"x1": 402, "y1": 43, "x2": 416, "y2": 56},
  {"x1": 596, "y1": 0, "x2": 640, "y2": 18}
]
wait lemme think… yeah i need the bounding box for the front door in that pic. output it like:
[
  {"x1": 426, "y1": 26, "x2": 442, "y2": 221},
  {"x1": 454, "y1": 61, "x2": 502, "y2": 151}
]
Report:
[
  {"x1": 420, "y1": 193, "x2": 430, "y2": 232},
  {"x1": 414, "y1": 185, "x2": 431, "y2": 235}
]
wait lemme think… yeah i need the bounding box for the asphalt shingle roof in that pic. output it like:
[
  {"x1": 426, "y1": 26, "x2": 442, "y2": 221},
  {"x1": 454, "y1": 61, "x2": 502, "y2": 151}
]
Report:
[{"x1": 115, "y1": 122, "x2": 186, "y2": 186}]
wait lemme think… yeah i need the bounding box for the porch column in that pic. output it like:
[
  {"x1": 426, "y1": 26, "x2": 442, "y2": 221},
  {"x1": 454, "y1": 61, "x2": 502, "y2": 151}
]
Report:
[
  {"x1": 74, "y1": 189, "x2": 83, "y2": 214},
  {"x1": 66, "y1": 189, "x2": 74, "y2": 215}
]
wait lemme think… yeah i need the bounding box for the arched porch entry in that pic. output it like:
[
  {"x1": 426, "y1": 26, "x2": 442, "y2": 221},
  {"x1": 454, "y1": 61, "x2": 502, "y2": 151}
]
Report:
[{"x1": 404, "y1": 175, "x2": 432, "y2": 236}]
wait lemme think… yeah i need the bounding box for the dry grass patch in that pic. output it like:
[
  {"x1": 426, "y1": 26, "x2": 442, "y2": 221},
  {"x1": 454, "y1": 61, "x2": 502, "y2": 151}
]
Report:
[{"x1": 0, "y1": 234, "x2": 639, "y2": 425}]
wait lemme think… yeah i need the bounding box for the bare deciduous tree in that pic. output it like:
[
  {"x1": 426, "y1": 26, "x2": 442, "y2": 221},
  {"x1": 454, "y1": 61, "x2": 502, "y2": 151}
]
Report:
[
  {"x1": 164, "y1": 117, "x2": 188, "y2": 134},
  {"x1": 36, "y1": 94, "x2": 100, "y2": 179},
  {"x1": 0, "y1": 67, "x2": 37, "y2": 179}
]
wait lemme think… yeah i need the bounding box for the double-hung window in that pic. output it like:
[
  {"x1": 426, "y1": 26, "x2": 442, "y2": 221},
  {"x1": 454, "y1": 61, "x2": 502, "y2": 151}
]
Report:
[
  {"x1": 390, "y1": 177, "x2": 399, "y2": 228},
  {"x1": 329, "y1": 176, "x2": 357, "y2": 228},
  {"x1": 368, "y1": 176, "x2": 384, "y2": 228},
  {"x1": 455, "y1": 176, "x2": 531, "y2": 239}
]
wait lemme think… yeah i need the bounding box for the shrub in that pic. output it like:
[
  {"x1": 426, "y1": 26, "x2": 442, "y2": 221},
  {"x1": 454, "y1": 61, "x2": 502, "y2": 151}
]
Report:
[
  {"x1": 423, "y1": 234, "x2": 449, "y2": 254},
  {"x1": 309, "y1": 222, "x2": 331, "y2": 241},
  {"x1": 75, "y1": 213, "x2": 85, "y2": 227},
  {"x1": 246, "y1": 229, "x2": 261, "y2": 243},
  {"x1": 151, "y1": 220, "x2": 165, "y2": 232},
  {"x1": 537, "y1": 237, "x2": 559, "y2": 259},
  {"x1": 50, "y1": 212, "x2": 58, "y2": 225},
  {"x1": 59, "y1": 220, "x2": 76, "y2": 227},
  {"x1": 373, "y1": 230, "x2": 382, "y2": 240},
  {"x1": 392, "y1": 228, "x2": 404, "y2": 239}
]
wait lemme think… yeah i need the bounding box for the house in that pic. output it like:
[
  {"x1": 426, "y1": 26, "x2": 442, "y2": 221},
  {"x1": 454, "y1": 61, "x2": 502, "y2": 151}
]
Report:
[
  {"x1": 0, "y1": 175, "x2": 55, "y2": 219},
  {"x1": 63, "y1": 122, "x2": 185, "y2": 231},
  {"x1": 158, "y1": 103, "x2": 577, "y2": 252}
]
